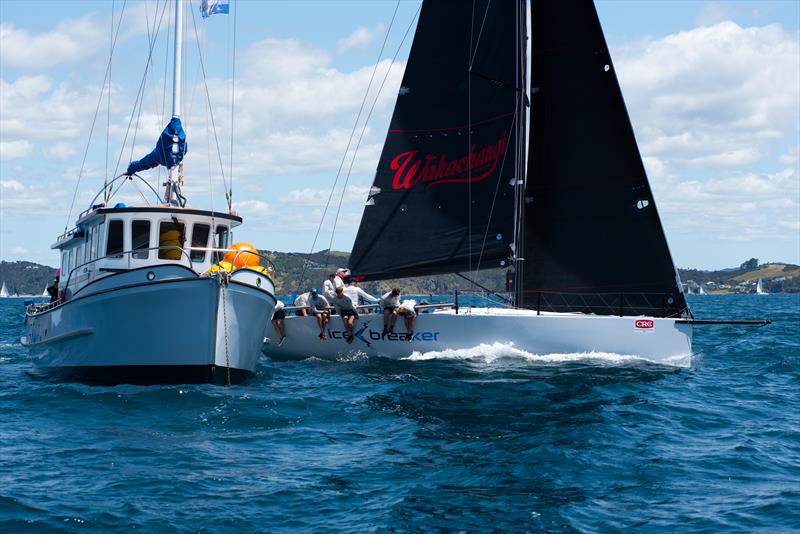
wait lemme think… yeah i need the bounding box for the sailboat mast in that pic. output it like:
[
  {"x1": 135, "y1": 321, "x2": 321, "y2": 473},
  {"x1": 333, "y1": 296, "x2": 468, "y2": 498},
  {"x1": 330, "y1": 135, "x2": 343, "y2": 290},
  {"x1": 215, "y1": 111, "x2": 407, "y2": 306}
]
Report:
[
  {"x1": 164, "y1": 0, "x2": 184, "y2": 205},
  {"x1": 512, "y1": 0, "x2": 528, "y2": 306},
  {"x1": 172, "y1": 0, "x2": 183, "y2": 119}
]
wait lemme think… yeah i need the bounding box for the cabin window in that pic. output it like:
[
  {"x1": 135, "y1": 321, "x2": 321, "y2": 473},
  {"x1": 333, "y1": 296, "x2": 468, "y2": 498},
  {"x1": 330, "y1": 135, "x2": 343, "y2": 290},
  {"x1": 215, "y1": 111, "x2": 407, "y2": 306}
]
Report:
[
  {"x1": 190, "y1": 223, "x2": 210, "y2": 262},
  {"x1": 67, "y1": 249, "x2": 73, "y2": 275},
  {"x1": 132, "y1": 220, "x2": 151, "y2": 259},
  {"x1": 158, "y1": 220, "x2": 185, "y2": 260},
  {"x1": 214, "y1": 225, "x2": 229, "y2": 262},
  {"x1": 62, "y1": 252, "x2": 67, "y2": 274},
  {"x1": 88, "y1": 227, "x2": 95, "y2": 262},
  {"x1": 106, "y1": 220, "x2": 124, "y2": 258}
]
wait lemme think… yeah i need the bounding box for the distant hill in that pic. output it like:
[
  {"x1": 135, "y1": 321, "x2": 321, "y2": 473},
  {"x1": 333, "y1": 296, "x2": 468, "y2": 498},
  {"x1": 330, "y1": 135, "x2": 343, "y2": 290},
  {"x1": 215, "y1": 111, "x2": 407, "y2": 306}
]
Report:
[
  {"x1": 0, "y1": 261, "x2": 56, "y2": 296},
  {"x1": 679, "y1": 258, "x2": 800, "y2": 294},
  {"x1": 2, "y1": 255, "x2": 797, "y2": 297}
]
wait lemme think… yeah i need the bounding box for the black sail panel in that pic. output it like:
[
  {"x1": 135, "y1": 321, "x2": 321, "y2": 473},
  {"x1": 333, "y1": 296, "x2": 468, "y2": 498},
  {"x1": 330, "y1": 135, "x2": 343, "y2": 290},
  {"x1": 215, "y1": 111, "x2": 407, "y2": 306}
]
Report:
[
  {"x1": 522, "y1": 0, "x2": 688, "y2": 317},
  {"x1": 348, "y1": 0, "x2": 521, "y2": 281}
]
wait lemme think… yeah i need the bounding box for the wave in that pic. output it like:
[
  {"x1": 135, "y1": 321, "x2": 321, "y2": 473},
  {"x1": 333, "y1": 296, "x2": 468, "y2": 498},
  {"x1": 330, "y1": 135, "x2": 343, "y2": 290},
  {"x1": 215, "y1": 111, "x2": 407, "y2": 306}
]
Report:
[{"x1": 405, "y1": 341, "x2": 689, "y2": 367}]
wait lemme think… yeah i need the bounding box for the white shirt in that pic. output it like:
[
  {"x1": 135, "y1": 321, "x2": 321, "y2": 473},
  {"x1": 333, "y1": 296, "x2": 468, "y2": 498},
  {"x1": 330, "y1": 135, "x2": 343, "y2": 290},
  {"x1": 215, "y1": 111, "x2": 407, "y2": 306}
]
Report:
[
  {"x1": 344, "y1": 285, "x2": 378, "y2": 305},
  {"x1": 294, "y1": 293, "x2": 308, "y2": 307},
  {"x1": 323, "y1": 279, "x2": 336, "y2": 301},
  {"x1": 381, "y1": 291, "x2": 401, "y2": 309}
]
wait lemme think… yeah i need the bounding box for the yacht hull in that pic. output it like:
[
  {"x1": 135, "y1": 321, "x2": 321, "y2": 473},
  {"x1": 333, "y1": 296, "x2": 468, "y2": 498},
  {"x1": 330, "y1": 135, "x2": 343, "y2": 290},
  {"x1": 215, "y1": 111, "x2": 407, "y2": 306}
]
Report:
[
  {"x1": 22, "y1": 268, "x2": 275, "y2": 384},
  {"x1": 263, "y1": 308, "x2": 693, "y2": 367}
]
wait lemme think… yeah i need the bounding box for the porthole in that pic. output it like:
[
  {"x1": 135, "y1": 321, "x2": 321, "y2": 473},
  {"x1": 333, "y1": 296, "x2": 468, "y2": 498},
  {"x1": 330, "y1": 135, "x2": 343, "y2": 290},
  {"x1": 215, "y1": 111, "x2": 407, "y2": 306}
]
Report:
[
  {"x1": 604, "y1": 64, "x2": 610, "y2": 72},
  {"x1": 635, "y1": 199, "x2": 650, "y2": 210},
  {"x1": 256, "y1": 278, "x2": 262, "y2": 288},
  {"x1": 147, "y1": 271, "x2": 156, "y2": 281}
]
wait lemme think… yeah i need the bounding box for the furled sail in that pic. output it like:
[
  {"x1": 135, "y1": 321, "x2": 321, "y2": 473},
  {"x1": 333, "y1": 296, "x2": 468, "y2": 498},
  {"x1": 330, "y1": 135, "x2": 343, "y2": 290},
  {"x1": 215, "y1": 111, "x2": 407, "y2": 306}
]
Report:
[
  {"x1": 520, "y1": 1, "x2": 687, "y2": 317},
  {"x1": 126, "y1": 117, "x2": 187, "y2": 175},
  {"x1": 348, "y1": 0, "x2": 523, "y2": 281}
]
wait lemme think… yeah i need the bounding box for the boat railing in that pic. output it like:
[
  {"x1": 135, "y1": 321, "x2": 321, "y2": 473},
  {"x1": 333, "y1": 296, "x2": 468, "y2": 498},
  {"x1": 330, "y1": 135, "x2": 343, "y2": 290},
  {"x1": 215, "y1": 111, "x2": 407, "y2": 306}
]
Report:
[
  {"x1": 439, "y1": 289, "x2": 686, "y2": 318},
  {"x1": 27, "y1": 246, "x2": 276, "y2": 314}
]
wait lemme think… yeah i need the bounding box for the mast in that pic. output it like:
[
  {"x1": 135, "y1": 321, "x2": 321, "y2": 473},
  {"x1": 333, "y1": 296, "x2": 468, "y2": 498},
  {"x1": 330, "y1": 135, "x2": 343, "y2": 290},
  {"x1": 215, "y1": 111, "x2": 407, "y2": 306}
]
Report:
[
  {"x1": 172, "y1": 0, "x2": 183, "y2": 119},
  {"x1": 166, "y1": 0, "x2": 184, "y2": 205}
]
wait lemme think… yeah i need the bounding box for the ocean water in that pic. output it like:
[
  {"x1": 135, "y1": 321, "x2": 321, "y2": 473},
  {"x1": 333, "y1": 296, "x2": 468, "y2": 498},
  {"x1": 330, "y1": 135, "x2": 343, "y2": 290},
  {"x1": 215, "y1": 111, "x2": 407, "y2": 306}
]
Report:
[{"x1": 1, "y1": 294, "x2": 798, "y2": 532}]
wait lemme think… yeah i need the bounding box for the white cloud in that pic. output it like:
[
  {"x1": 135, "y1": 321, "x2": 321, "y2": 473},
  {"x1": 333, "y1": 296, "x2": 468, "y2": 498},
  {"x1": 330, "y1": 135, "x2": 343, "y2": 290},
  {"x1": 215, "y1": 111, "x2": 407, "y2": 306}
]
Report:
[
  {"x1": 43, "y1": 142, "x2": 77, "y2": 161},
  {"x1": 0, "y1": 140, "x2": 32, "y2": 160},
  {"x1": 0, "y1": 180, "x2": 24, "y2": 191},
  {"x1": 10, "y1": 246, "x2": 30, "y2": 254},
  {"x1": 0, "y1": 18, "x2": 103, "y2": 70},
  {"x1": 337, "y1": 25, "x2": 383, "y2": 53},
  {"x1": 279, "y1": 184, "x2": 369, "y2": 207},
  {"x1": 615, "y1": 22, "x2": 799, "y2": 169},
  {"x1": 779, "y1": 145, "x2": 799, "y2": 166},
  {"x1": 695, "y1": 3, "x2": 736, "y2": 27}
]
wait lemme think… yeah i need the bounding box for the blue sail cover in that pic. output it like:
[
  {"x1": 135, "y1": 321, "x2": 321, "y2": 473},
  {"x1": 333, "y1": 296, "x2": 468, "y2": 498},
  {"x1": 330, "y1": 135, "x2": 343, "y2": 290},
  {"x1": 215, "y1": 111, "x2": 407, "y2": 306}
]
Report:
[{"x1": 126, "y1": 117, "x2": 187, "y2": 175}]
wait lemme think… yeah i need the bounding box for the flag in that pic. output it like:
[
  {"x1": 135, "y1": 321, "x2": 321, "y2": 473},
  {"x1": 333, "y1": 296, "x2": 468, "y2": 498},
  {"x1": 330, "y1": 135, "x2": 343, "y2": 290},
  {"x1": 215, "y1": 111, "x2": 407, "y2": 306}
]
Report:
[{"x1": 201, "y1": 0, "x2": 229, "y2": 18}]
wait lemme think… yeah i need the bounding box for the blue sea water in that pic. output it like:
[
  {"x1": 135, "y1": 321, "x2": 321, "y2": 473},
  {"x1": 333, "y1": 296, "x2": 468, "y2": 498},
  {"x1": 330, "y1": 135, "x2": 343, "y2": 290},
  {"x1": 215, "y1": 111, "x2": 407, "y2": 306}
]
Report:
[{"x1": 1, "y1": 295, "x2": 798, "y2": 532}]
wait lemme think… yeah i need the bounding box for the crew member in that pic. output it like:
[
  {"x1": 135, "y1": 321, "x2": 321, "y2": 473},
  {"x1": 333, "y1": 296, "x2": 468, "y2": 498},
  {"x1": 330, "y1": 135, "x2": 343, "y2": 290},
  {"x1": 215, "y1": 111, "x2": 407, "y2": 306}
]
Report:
[
  {"x1": 332, "y1": 286, "x2": 358, "y2": 343},
  {"x1": 380, "y1": 287, "x2": 401, "y2": 335},
  {"x1": 294, "y1": 292, "x2": 310, "y2": 316},
  {"x1": 271, "y1": 301, "x2": 286, "y2": 346},
  {"x1": 344, "y1": 281, "x2": 378, "y2": 309},
  {"x1": 397, "y1": 299, "x2": 417, "y2": 341},
  {"x1": 307, "y1": 288, "x2": 330, "y2": 340},
  {"x1": 46, "y1": 273, "x2": 60, "y2": 304},
  {"x1": 323, "y1": 273, "x2": 337, "y2": 301}
]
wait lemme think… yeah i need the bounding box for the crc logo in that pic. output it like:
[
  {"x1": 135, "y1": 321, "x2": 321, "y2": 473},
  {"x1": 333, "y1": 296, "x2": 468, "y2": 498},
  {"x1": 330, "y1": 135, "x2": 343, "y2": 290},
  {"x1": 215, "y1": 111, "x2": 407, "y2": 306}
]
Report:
[{"x1": 634, "y1": 319, "x2": 654, "y2": 329}]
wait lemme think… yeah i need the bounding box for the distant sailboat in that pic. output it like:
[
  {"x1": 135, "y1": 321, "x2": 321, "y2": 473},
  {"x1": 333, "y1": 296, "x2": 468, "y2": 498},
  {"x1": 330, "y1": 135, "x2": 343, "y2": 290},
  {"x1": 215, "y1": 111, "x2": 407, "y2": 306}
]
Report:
[
  {"x1": 686, "y1": 284, "x2": 696, "y2": 295},
  {"x1": 41, "y1": 286, "x2": 49, "y2": 298},
  {"x1": 756, "y1": 278, "x2": 768, "y2": 295},
  {"x1": 0, "y1": 282, "x2": 9, "y2": 298},
  {"x1": 698, "y1": 285, "x2": 706, "y2": 295}
]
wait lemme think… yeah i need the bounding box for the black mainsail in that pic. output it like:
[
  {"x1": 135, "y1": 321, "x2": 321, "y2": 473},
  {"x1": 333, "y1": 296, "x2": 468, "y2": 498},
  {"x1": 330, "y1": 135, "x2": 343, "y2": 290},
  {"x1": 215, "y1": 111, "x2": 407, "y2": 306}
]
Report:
[
  {"x1": 348, "y1": 0, "x2": 688, "y2": 318},
  {"x1": 348, "y1": 0, "x2": 522, "y2": 281}
]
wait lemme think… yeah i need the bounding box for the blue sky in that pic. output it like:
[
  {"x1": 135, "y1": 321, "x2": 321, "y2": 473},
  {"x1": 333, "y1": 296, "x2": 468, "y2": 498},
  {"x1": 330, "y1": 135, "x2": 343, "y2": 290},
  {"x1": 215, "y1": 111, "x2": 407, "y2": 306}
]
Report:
[{"x1": 1, "y1": 0, "x2": 798, "y2": 270}]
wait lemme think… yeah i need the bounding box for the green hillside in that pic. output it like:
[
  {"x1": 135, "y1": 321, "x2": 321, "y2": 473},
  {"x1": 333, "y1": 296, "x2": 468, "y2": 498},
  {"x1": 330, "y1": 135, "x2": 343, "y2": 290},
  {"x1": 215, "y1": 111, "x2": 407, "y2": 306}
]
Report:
[
  {"x1": 3, "y1": 254, "x2": 798, "y2": 297},
  {"x1": 0, "y1": 261, "x2": 56, "y2": 296}
]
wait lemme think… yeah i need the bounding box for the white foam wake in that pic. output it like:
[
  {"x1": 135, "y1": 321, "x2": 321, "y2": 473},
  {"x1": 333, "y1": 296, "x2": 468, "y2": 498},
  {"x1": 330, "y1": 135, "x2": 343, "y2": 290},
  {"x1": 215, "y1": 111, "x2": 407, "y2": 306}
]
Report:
[{"x1": 405, "y1": 341, "x2": 663, "y2": 366}]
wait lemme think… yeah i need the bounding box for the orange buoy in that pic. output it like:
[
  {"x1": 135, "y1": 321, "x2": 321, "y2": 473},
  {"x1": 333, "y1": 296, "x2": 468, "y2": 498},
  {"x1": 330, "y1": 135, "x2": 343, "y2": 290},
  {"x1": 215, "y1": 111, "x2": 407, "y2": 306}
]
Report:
[{"x1": 224, "y1": 242, "x2": 260, "y2": 269}]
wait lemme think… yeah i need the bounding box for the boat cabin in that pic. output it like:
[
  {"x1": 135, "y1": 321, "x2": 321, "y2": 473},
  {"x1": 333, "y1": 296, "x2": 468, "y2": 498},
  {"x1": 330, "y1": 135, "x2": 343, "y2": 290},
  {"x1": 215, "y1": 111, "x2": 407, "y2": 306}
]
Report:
[{"x1": 53, "y1": 204, "x2": 241, "y2": 298}]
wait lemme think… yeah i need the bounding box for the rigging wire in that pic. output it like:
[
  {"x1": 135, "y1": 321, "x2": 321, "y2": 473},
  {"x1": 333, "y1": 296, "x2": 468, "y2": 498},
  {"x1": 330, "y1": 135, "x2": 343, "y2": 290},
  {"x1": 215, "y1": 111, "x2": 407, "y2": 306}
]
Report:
[
  {"x1": 323, "y1": 0, "x2": 402, "y2": 267},
  {"x1": 105, "y1": 0, "x2": 114, "y2": 193},
  {"x1": 188, "y1": 0, "x2": 232, "y2": 211},
  {"x1": 65, "y1": 0, "x2": 128, "y2": 231},
  {"x1": 296, "y1": 1, "x2": 419, "y2": 292},
  {"x1": 475, "y1": 101, "x2": 518, "y2": 271},
  {"x1": 111, "y1": 0, "x2": 169, "y2": 182},
  {"x1": 468, "y1": 0, "x2": 476, "y2": 276},
  {"x1": 228, "y1": 0, "x2": 237, "y2": 208},
  {"x1": 158, "y1": 0, "x2": 172, "y2": 193},
  {"x1": 128, "y1": 0, "x2": 167, "y2": 170}
]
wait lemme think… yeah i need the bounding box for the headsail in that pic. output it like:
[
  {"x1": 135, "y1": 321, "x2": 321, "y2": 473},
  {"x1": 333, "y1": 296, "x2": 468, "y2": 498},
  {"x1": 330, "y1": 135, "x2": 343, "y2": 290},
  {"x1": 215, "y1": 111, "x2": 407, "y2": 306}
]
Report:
[
  {"x1": 126, "y1": 116, "x2": 187, "y2": 176},
  {"x1": 348, "y1": 0, "x2": 523, "y2": 281},
  {"x1": 520, "y1": 1, "x2": 687, "y2": 317}
]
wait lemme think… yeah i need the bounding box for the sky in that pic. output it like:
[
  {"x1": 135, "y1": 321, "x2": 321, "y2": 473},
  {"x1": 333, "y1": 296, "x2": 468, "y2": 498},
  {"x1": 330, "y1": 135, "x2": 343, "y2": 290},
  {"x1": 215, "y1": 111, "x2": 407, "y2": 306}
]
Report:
[{"x1": 0, "y1": 0, "x2": 798, "y2": 271}]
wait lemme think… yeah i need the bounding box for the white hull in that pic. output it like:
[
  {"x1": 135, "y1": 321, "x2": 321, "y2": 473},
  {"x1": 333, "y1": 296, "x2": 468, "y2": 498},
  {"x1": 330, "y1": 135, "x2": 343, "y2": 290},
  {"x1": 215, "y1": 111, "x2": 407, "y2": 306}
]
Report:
[
  {"x1": 263, "y1": 307, "x2": 693, "y2": 367},
  {"x1": 22, "y1": 265, "x2": 275, "y2": 383}
]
